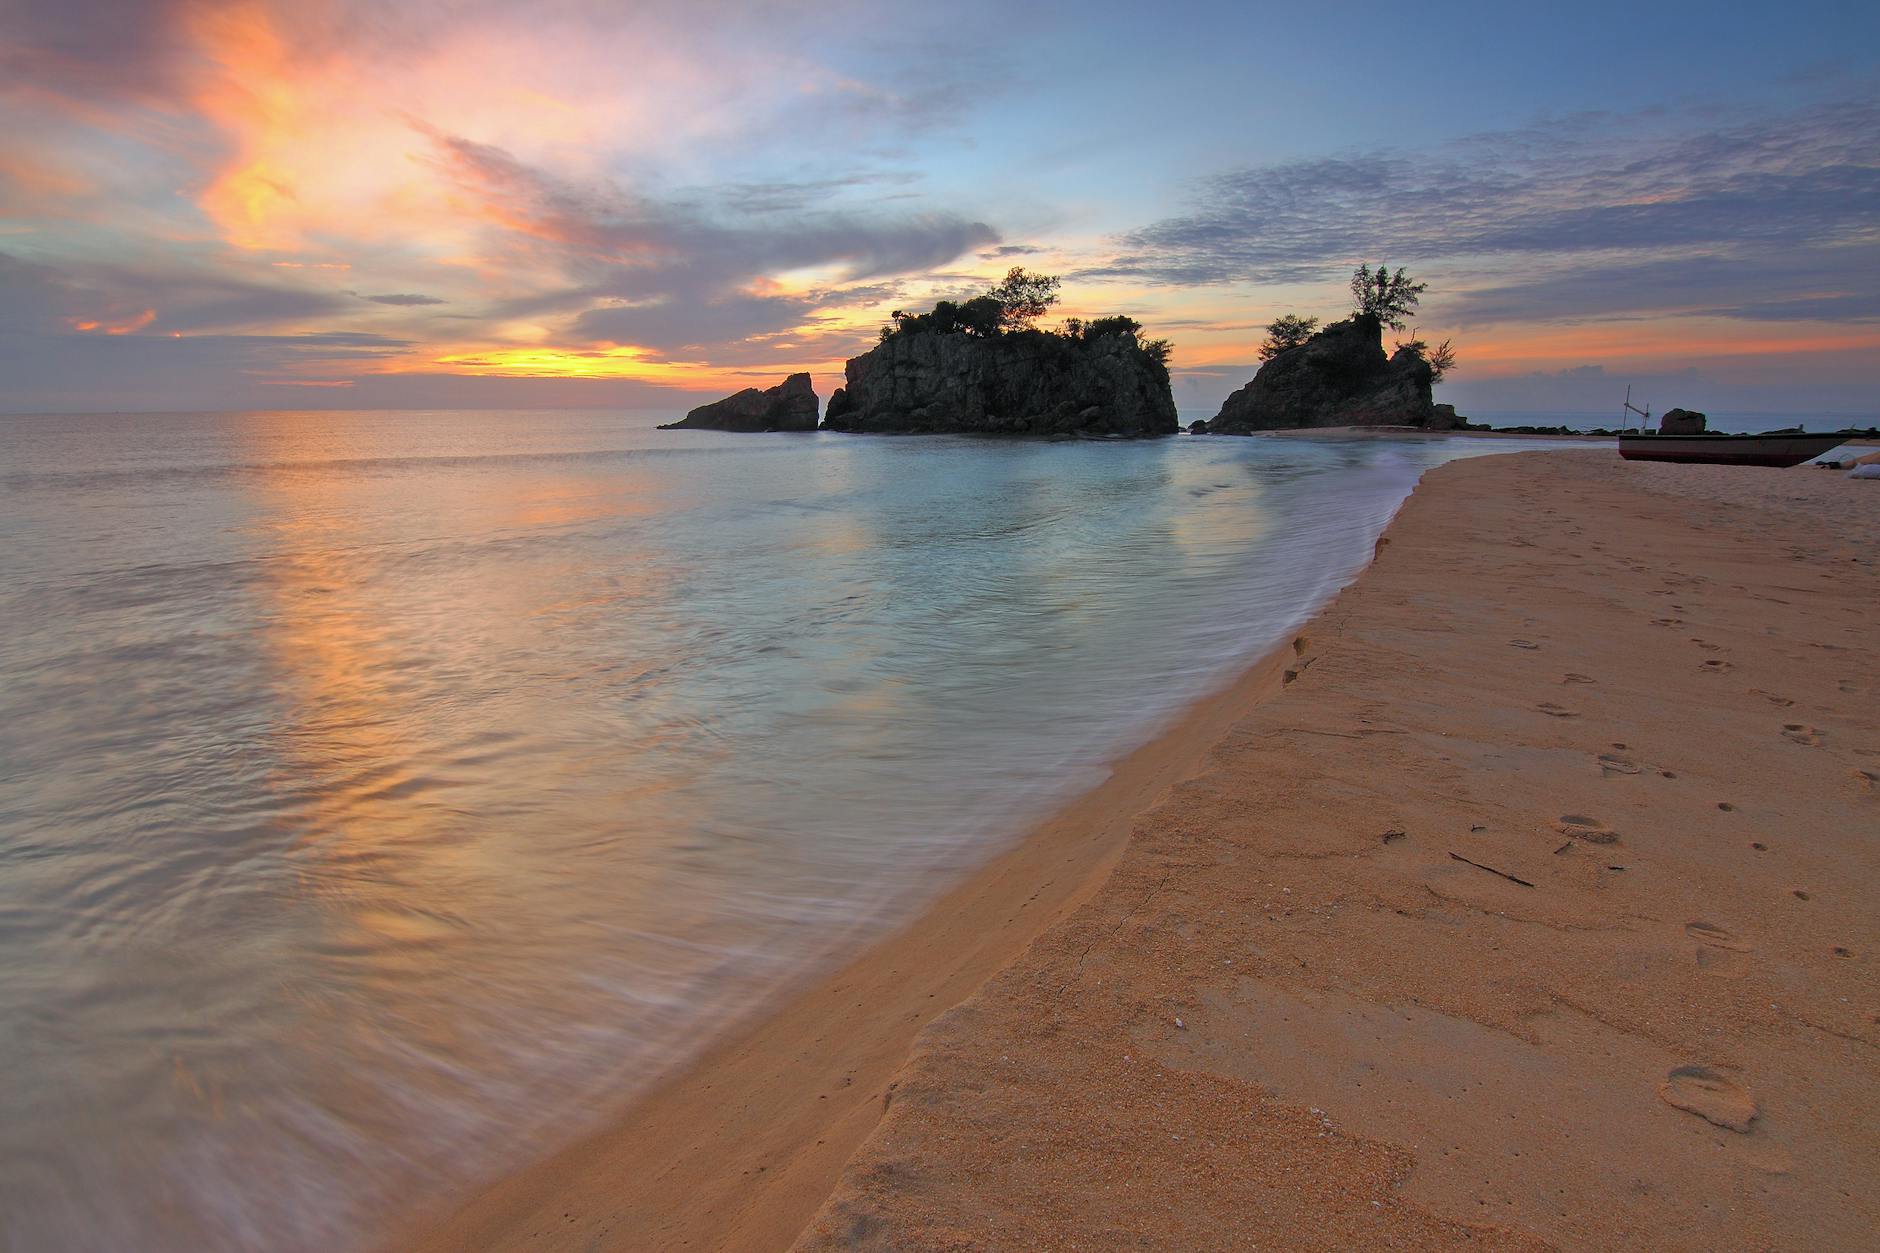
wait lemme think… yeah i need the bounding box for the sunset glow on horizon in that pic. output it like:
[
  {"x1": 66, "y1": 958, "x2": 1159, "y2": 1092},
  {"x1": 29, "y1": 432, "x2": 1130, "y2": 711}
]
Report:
[{"x1": 4, "y1": 0, "x2": 1877, "y2": 414}]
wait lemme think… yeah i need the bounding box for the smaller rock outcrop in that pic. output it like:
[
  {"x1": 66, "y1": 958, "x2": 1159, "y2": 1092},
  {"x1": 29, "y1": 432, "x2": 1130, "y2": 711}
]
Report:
[
  {"x1": 1659, "y1": 408, "x2": 1707, "y2": 435},
  {"x1": 659, "y1": 373, "x2": 818, "y2": 432},
  {"x1": 1207, "y1": 314, "x2": 1435, "y2": 433},
  {"x1": 1427, "y1": 403, "x2": 1469, "y2": 430}
]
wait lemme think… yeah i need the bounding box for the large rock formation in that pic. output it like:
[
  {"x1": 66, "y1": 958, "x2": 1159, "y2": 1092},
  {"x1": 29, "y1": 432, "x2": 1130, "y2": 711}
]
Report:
[
  {"x1": 659, "y1": 373, "x2": 818, "y2": 432},
  {"x1": 821, "y1": 329, "x2": 1177, "y2": 437},
  {"x1": 1207, "y1": 315, "x2": 1435, "y2": 433},
  {"x1": 1659, "y1": 407, "x2": 1707, "y2": 435}
]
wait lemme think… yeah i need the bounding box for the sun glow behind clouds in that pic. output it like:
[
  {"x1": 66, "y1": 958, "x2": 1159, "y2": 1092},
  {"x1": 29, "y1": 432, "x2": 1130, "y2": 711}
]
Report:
[
  {"x1": 15, "y1": 0, "x2": 999, "y2": 393},
  {"x1": 434, "y1": 346, "x2": 708, "y2": 381}
]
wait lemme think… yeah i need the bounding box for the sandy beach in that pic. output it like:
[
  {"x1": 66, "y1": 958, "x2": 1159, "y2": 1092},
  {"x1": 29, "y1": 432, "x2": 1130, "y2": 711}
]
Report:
[{"x1": 403, "y1": 448, "x2": 1878, "y2": 1251}]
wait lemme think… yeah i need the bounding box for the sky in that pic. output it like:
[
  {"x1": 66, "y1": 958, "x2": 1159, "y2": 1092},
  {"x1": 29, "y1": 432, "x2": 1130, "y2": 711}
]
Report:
[{"x1": 2, "y1": 0, "x2": 1877, "y2": 416}]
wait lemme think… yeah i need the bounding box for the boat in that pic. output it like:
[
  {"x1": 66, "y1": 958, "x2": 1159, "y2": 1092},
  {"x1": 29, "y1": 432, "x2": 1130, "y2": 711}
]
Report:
[
  {"x1": 1612, "y1": 388, "x2": 1849, "y2": 467},
  {"x1": 1616, "y1": 431, "x2": 1851, "y2": 467}
]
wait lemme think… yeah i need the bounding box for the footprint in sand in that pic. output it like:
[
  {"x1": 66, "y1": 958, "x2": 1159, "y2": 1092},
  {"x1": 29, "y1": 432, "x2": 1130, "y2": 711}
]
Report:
[
  {"x1": 1855, "y1": 769, "x2": 1879, "y2": 793},
  {"x1": 1690, "y1": 639, "x2": 1722, "y2": 652},
  {"x1": 1651, "y1": 617, "x2": 1683, "y2": 627},
  {"x1": 1702, "y1": 659, "x2": 1734, "y2": 673},
  {"x1": 1659, "y1": 1065, "x2": 1758, "y2": 1132},
  {"x1": 1509, "y1": 639, "x2": 1541, "y2": 650},
  {"x1": 1536, "y1": 703, "x2": 1579, "y2": 718},
  {"x1": 1556, "y1": 815, "x2": 1619, "y2": 844},
  {"x1": 1781, "y1": 724, "x2": 1823, "y2": 747},
  {"x1": 1563, "y1": 673, "x2": 1597, "y2": 685},
  {"x1": 1598, "y1": 754, "x2": 1641, "y2": 776},
  {"x1": 1716, "y1": 802, "x2": 1736, "y2": 812},
  {"x1": 1751, "y1": 690, "x2": 1795, "y2": 707},
  {"x1": 1685, "y1": 920, "x2": 1751, "y2": 951}
]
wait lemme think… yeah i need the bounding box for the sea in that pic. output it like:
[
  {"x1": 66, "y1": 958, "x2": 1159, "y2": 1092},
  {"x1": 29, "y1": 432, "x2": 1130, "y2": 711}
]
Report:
[{"x1": 0, "y1": 407, "x2": 1770, "y2": 1249}]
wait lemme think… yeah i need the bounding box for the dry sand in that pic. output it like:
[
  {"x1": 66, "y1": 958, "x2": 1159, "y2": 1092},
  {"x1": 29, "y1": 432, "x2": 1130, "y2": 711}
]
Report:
[{"x1": 404, "y1": 449, "x2": 1879, "y2": 1252}]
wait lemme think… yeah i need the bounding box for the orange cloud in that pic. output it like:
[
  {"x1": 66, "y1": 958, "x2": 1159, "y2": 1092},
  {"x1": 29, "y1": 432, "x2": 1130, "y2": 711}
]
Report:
[{"x1": 70, "y1": 309, "x2": 157, "y2": 335}]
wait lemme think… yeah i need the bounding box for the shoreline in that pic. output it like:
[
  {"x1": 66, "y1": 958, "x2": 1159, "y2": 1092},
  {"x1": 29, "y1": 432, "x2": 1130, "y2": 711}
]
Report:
[
  {"x1": 396, "y1": 448, "x2": 1878, "y2": 1251},
  {"x1": 391, "y1": 571, "x2": 1341, "y2": 1251},
  {"x1": 799, "y1": 450, "x2": 1879, "y2": 1248}
]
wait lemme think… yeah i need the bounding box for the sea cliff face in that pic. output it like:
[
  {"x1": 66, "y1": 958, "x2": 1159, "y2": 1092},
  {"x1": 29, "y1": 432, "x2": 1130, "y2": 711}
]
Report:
[
  {"x1": 1208, "y1": 314, "x2": 1437, "y2": 433},
  {"x1": 823, "y1": 330, "x2": 1178, "y2": 437},
  {"x1": 660, "y1": 373, "x2": 819, "y2": 432}
]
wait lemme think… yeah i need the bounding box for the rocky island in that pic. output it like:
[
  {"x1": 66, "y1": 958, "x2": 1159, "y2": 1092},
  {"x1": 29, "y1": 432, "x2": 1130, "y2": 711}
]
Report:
[
  {"x1": 822, "y1": 270, "x2": 1179, "y2": 438},
  {"x1": 1206, "y1": 265, "x2": 1461, "y2": 434},
  {"x1": 1207, "y1": 314, "x2": 1455, "y2": 433},
  {"x1": 658, "y1": 372, "x2": 819, "y2": 432}
]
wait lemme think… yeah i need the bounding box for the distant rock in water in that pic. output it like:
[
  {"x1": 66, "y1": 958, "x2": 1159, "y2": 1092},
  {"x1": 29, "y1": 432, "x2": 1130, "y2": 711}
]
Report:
[
  {"x1": 1659, "y1": 407, "x2": 1707, "y2": 435},
  {"x1": 1207, "y1": 314, "x2": 1435, "y2": 433},
  {"x1": 659, "y1": 373, "x2": 818, "y2": 432},
  {"x1": 1428, "y1": 403, "x2": 1468, "y2": 431},
  {"x1": 822, "y1": 330, "x2": 1178, "y2": 438}
]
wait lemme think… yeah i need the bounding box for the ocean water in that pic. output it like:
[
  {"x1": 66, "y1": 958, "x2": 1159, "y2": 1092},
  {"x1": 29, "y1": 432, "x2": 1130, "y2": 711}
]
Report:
[{"x1": 0, "y1": 410, "x2": 1567, "y2": 1251}]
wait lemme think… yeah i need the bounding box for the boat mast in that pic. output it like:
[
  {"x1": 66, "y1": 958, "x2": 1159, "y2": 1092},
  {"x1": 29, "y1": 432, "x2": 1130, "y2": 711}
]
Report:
[{"x1": 1621, "y1": 385, "x2": 1651, "y2": 434}]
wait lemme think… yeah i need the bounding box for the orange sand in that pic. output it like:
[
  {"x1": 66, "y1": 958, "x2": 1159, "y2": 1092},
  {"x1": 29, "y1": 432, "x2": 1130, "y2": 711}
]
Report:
[{"x1": 405, "y1": 449, "x2": 1879, "y2": 1251}]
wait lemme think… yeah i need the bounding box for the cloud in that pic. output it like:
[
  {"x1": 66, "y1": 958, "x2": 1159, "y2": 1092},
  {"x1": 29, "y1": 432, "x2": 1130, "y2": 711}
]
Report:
[
  {"x1": 364, "y1": 293, "x2": 447, "y2": 306},
  {"x1": 1445, "y1": 242, "x2": 1880, "y2": 326},
  {"x1": 0, "y1": 0, "x2": 194, "y2": 106},
  {"x1": 0, "y1": 250, "x2": 351, "y2": 334},
  {"x1": 569, "y1": 295, "x2": 825, "y2": 351},
  {"x1": 1096, "y1": 99, "x2": 1880, "y2": 326},
  {"x1": 713, "y1": 171, "x2": 922, "y2": 215},
  {"x1": 434, "y1": 131, "x2": 996, "y2": 284},
  {"x1": 430, "y1": 131, "x2": 997, "y2": 350}
]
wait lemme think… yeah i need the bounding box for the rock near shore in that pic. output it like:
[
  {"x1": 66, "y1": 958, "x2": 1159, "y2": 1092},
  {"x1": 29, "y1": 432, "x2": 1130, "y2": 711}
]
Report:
[
  {"x1": 659, "y1": 372, "x2": 819, "y2": 432},
  {"x1": 1207, "y1": 314, "x2": 1435, "y2": 433},
  {"x1": 822, "y1": 329, "x2": 1178, "y2": 437}
]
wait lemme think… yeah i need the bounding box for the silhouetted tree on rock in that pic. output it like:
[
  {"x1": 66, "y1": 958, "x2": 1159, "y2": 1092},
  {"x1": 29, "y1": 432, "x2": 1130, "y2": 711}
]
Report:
[
  {"x1": 1350, "y1": 263, "x2": 1427, "y2": 331},
  {"x1": 1259, "y1": 314, "x2": 1320, "y2": 361}
]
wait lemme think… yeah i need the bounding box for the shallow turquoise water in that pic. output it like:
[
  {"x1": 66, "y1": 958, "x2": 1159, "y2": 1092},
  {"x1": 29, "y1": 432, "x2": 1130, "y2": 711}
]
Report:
[{"x1": 0, "y1": 410, "x2": 1566, "y2": 1250}]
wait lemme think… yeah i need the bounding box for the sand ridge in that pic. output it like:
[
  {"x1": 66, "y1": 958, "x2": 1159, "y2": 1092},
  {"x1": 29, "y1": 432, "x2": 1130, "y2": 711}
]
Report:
[{"x1": 797, "y1": 451, "x2": 1879, "y2": 1250}]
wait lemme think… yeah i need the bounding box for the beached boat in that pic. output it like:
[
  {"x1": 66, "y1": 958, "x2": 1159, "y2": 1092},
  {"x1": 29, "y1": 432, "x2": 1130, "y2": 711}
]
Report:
[
  {"x1": 1612, "y1": 389, "x2": 1848, "y2": 466},
  {"x1": 1617, "y1": 431, "x2": 1850, "y2": 467}
]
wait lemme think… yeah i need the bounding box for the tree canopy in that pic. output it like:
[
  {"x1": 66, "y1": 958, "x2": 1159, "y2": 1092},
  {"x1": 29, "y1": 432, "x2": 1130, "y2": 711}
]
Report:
[
  {"x1": 1258, "y1": 314, "x2": 1319, "y2": 361},
  {"x1": 985, "y1": 267, "x2": 1061, "y2": 331},
  {"x1": 887, "y1": 267, "x2": 1063, "y2": 340},
  {"x1": 1350, "y1": 263, "x2": 1427, "y2": 331},
  {"x1": 878, "y1": 271, "x2": 1170, "y2": 380},
  {"x1": 1395, "y1": 334, "x2": 1458, "y2": 383}
]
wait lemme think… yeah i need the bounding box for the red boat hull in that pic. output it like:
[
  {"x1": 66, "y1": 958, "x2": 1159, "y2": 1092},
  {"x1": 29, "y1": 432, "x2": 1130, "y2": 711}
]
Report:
[{"x1": 1618, "y1": 433, "x2": 1849, "y2": 468}]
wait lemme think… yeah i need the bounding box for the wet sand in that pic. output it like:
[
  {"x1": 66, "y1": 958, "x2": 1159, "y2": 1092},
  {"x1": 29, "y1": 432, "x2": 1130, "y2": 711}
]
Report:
[
  {"x1": 404, "y1": 449, "x2": 1879, "y2": 1251},
  {"x1": 394, "y1": 583, "x2": 1311, "y2": 1253}
]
